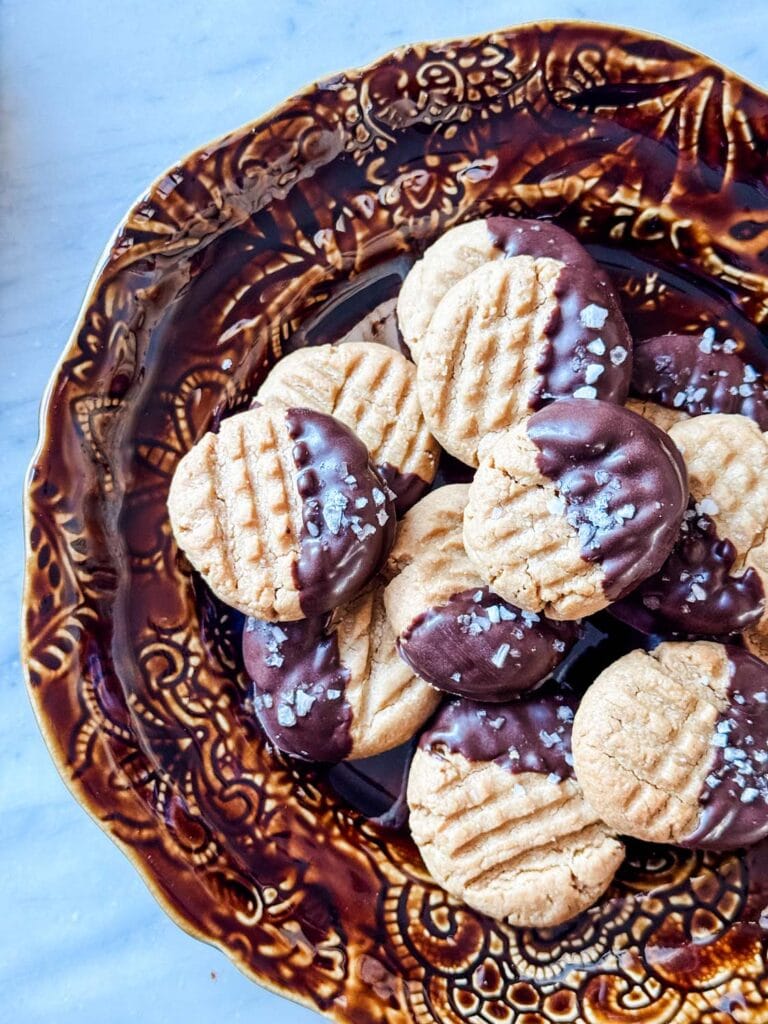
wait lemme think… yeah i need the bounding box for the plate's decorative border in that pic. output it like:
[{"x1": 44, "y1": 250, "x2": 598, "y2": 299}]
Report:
[{"x1": 22, "y1": 22, "x2": 768, "y2": 1023}]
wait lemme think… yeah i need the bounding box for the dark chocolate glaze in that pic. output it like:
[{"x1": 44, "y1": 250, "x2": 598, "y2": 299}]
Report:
[
  {"x1": 632, "y1": 332, "x2": 768, "y2": 428},
  {"x1": 683, "y1": 646, "x2": 768, "y2": 850},
  {"x1": 243, "y1": 615, "x2": 353, "y2": 763},
  {"x1": 487, "y1": 217, "x2": 632, "y2": 409},
  {"x1": 376, "y1": 462, "x2": 429, "y2": 517},
  {"x1": 286, "y1": 407, "x2": 396, "y2": 615},
  {"x1": 528, "y1": 398, "x2": 688, "y2": 600},
  {"x1": 419, "y1": 683, "x2": 577, "y2": 778},
  {"x1": 398, "y1": 586, "x2": 580, "y2": 702},
  {"x1": 609, "y1": 506, "x2": 765, "y2": 637}
]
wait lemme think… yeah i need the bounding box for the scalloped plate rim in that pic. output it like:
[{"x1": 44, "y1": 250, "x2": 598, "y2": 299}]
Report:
[{"x1": 19, "y1": 18, "x2": 768, "y2": 1020}]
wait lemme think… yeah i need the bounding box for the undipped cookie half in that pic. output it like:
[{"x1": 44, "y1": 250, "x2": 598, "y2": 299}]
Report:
[
  {"x1": 256, "y1": 341, "x2": 439, "y2": 514},
  {"x1": 572, "y1": 641, "x2": 768, "y2": 850},
  {"x1": 408, "y1": 687, "x2": 625, "y2": 927},
  {"x1": 168, "y1": 402, "x2": 395, "y2": 620}
]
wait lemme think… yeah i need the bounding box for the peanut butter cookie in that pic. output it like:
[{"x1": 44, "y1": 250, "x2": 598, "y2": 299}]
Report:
[
  {"x1": 257, "y1": 341, "x2": 439, "y2": 513},
  {"x1": 384, "y1": 486, "x2": 578, "y2": 701},
  {"x1": 243, "y1": 583, "x2": 439, "y2": 762},
  {"x1": 168, "y1": 402, "x2": 395, "y2": 620},
  {"x1": 408, "y1": 688, "x2": 624, "y2": 927},
  {"x1": 463, "y1": 399, "x2": 688, "y2": 619},
  {"x1": 611, "y1": 413, "x2": 768, "y2": 636},
  {"x1": 572, "y1": 642, "x2": 768, "y2": 849}
]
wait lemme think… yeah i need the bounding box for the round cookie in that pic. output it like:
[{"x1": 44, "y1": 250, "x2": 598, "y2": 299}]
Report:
[
  {"x1": 610, "y1": 413, "x2": 768, "y2": 636},
  {"x1": 384, "y1": 486, "x2": 579, "y2": 701},
  {"x1": 408, "y1": 688, "x2": 625, "y2": 927},
  {"x1": 668, "y1": 413, "x2": 768, "y2": 564},
  {"x1": 631, "y1": 331, "x2": 768, "y2": 429},
  {"x1": 243, "y1": 584, "x2": 439, "y2": 762},
  {"x1": 168, "y1": 402, "x2": 395, "y2": 620},
  {"x1": 413, "y1": 219, "x2": 632, "y2": 466},
  {"x1": 398, "y1": 217, "x2": 631, "y2": 369},
  {"x1": 572, "y1": 642, "x2": 768, "y2": 850},
  {"x1": 463, "y1": 399, "x2": 688, "y2": 619},
  {"x1": 256, "y1": 342, "x2": 439, "y2": 514}
]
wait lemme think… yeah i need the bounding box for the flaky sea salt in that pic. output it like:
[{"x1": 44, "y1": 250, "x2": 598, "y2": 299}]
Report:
[
  {"x1": 323, "y1": 490, "x2": 348, "y2": 534},
  {"x1": 610, "y1": 346, "x2": 628, "y2": 366},
  {"x1": 540, "y1": 730, "x2": 561, "y2": 749},
  {"x1": 372, "y1": 487, "x2": 386, "y2": 506},
  {"x1": 586, "y1": 338, "x2": 606, "y2": 356},
  {"x1": 277, "y1": 704, "x2": 297, "y2": 727},
  {"x1": 547, "y1": 494, "x2": 566, "y2": 516},
  {"x1": 699, "y1": 327, "x2": 716, "y2": 353},
  {"x1": 295, "y1": 690, "x2": 316, "y2": 717},
  {"x1": 696, "y1": 497, "x2": 719, "y2": 515},
  {"x1": 573, "y1": 385, "x2": 597, "y2": 400},
  {"x1": 585, "y1": 363, "x2": 605, "y2": 385},
  {"x1": 580, "y1": 304, "x2": 609, "y2": 329},
  {"x1": 491, "y1": 643, "x2": 511, "y2": 668}
]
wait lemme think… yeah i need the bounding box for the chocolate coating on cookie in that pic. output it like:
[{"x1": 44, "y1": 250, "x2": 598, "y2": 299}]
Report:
[
  {"x1": 684, "y1": 646, "x2": 768, "y2": 849},
  {"x1": 527, "y1": 399, "x2": 688, "y2": 600},
  {"x1": 609, "y1": 506, "x2": 765, "y2": 637},
  {"x1": 244, "y1": 615, "x2": 352, "y2": 762},
  {"x1": 376, "y1": 463, "x2": 430, "y2": 517},
  {"x1": 420, "y1": 684, "x2": 577, "y2": 777},
  {"x1": 487, "y1": 217, "x2": 632, "y2": 408},
  {"x1": 287, "y1": 408, "x2": 396, "y2": 615},
  {"x1": 631, "y1": 331, "x2": 768, "y2": 428},
  {"x1": 399, "y1": 586, "x2": 580, "y2": 701}
]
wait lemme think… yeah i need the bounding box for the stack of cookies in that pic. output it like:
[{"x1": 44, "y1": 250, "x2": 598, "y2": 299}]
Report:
[{"x1": 168, "y1": 216, "x2": 768, "y2": 928}]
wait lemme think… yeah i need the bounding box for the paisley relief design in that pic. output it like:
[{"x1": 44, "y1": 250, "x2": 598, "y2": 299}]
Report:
[{"x1": 21, "y1": 23, "x2": 768, "y2": 1023}]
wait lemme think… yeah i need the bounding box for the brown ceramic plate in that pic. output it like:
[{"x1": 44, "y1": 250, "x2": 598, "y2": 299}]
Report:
[{"x1": 22, "y1": 20, "x2": 768, "y2": 1023}]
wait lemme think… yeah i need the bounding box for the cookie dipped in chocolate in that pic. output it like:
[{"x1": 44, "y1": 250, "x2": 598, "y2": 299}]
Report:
[
  {"x1": 244, "y1": 615, "x2": 352, "y2": 762},
  {"x1": 528, "y1": 398, "x2": 688, "y2": 601},
  {"x1": 376, "y1": 462, "x2": 431, "y2": 517},
  {"x1": 683, "y1": 646, "x2": 768, "y2": 850},
  {"x1": 609, "y1": 506, "x2": 765, "y2": 637},
  {"x1": 486, "y1": 217, "x2": 632, "y2": 408},
  {"x1": 420, "y1": 683, "x2": 577, "y2": 777},
  {"x1": 398, "y1": 586, "x2": 580, "y2": 701},
  {"x1": 632, "y1": 331, "x2": 768, "y2": 428},
  {"x1": 287, "y1": 408, "x2": 396, "y2": 615}
]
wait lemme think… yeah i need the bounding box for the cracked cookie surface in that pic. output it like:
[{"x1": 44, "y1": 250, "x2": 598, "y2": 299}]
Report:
[
  {"x1": 257, "y1": 341, "x2": 439, "y2": 513},
  {"x1": 463, "y1": 400, "x2": 688, "y2": 619},
  {"x1": 572, "y1": 642, "x2": 768, "y2": 849},
  {"x1": 243, "y1": 583, "x2": 439, "y2": 762},
  {"x1": 168, "y1": 402, "x2": 395, "y2": 620},
  {"x1": 408, "y1": 690, "x2": 624, "y2": 926}
]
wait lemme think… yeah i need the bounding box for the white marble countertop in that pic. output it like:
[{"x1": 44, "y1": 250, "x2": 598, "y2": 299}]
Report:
[{"x1": 3, "y1": 1, "x2": 767, "y2": 1021}]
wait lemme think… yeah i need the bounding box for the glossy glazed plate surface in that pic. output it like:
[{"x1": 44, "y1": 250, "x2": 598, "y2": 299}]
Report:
[{"x1": 22, "y1": 21, "x2": 768, "y2": 1023}]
